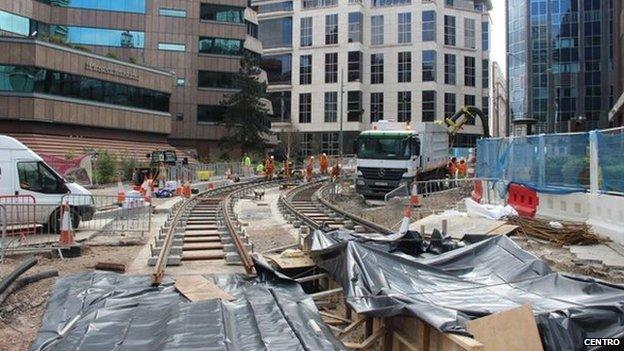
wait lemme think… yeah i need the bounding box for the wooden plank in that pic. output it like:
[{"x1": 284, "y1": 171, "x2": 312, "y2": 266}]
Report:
[
  {"x1": 343, "y1": 327, "x2": 385, "y2": 350},
  {"x1": 175, "y1": 275, "x2": 234, "y2": 302},
  {"x1": 264, "y1": 253, "x2": 316, "y2": 269},
  {"x1": 393, "y1": 331, "x2": 420, "y2": 351},
  {"x1": 466, "y1": 305, "x2": 543, "y2": 351},
  {"x1": 486, "y1": 224, "x2": 519, "y2": 236}
]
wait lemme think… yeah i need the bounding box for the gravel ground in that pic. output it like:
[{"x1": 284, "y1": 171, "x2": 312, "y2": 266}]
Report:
[{"x1": 0, "y1": 245, "x2": 143, "y2": 351}]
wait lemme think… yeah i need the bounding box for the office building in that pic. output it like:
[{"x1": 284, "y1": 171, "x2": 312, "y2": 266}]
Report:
[
  {"x1": 491, "y1": 61, "x2": 508, "y2": 137},
  {"x1": 610, "y1": 0, "x2": 624, "y2": 127},
  {"x1": 0, "y1": 0, "x2": 263, "y2": 159},
  {"x1": 507, "y1": 0, "x2": 613, "y2": 135},
  {"x1": 255, "y1": 0, "x2": 492, "y2": 155}
]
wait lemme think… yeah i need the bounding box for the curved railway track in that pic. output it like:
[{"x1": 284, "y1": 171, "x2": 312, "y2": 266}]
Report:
[
  {"x1": 151, "y1": 179, "x2": 278, "y2": 285},
  {"x1": 278, "y1": 180, "x2": 393, "y2": 237}
]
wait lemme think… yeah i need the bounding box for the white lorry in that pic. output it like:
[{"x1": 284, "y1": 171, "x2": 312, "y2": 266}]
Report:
[
  {"x1": 355, "y1": 121, "x2": 449, "y2": 197},
  {"x1": 0, "y1": 135, "x2": 95, "y2": 232}
]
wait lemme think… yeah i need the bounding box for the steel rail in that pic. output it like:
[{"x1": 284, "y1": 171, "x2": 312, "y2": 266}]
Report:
[
  {"x1": 151, "y1": 179, "x2": 263, "y2": 285},
  {"x1": 281, "y1": 179, "x2": 394, "y2": 235}
]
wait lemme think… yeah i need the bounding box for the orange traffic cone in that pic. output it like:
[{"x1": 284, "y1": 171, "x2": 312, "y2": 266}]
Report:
[
  {"x1": 116, "y1": 176, "x2": 125, "y2": 206},
  {"x1": 410, "y1": 183, "x2": 420, "y2": 207},
  {"x1": 403, "y1": 205, "x2": 412, "y2": 219},
  {"x1": 58, "y1": 202, "x2": 75, "y2": 246},
  {"x1": 175, "y1": 176, "x2": 182, "y2": 196}
]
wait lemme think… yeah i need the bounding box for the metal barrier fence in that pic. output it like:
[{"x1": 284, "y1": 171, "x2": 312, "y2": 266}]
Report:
[
  {"x1": 0, "y1": 205, "x2": 5, "y2": 263},
  {"x1": 0, "y1": 193, "x2": 151, "y2": 261}
]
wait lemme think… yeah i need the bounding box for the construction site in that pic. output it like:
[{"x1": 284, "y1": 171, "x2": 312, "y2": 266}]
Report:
[{"x1": 0, "y1": 123, "x2": 623, "y2": 351}]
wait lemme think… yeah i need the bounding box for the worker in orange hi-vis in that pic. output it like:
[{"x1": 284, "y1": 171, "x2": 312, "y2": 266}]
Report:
[
  {"x1": 447, "y1": 157, "x2": 458, "y2": 178},
  {"x1": 457, "y1": 158, "x2": 468, "y2": 178},
  {"x1": 305, "y1": 155, "x2": 314, "y2": 182},
  {"x1": 265, "y1": 155, "x2": 275, "y2": 181},
  {"x1": 319, "y1": 153, "x2": 329, "y2": 175},
  {"x1": 330, "y1": 161, "x2": 341, "y2": 182}
]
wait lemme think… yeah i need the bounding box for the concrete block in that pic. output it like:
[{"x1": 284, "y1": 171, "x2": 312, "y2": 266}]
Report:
[{"x1": 147, "y1": 255, "x2": 181, "y2": 266}]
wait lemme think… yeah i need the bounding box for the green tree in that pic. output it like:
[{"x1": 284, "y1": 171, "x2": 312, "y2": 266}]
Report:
[
  {"x1": 219, "y1": 57, "x2": 272, "y2": 154},
  {"x1": 96, "y1": 150, "x2": 116, "y2": 184}
]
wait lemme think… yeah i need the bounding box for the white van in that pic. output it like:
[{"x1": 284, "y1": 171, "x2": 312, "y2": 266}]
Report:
[{"x1": 0, "y1": 135, "x2": 94, "y2": 232}]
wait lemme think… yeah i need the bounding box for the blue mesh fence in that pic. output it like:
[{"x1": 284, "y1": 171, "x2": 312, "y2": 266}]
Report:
[
  {"x1": 477, "y1": 133, "x2": 590, "y2": 193},
  {"x1": 597, "y1": 129, "x2": 624, "y2": 194}
]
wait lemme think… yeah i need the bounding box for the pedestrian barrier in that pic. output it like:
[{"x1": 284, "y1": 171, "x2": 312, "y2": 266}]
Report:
[
  {"x1": 506, "y1": 183, "x2": 539, "y2": 218},
  {"x1": 0, "y1": 195, "x2": 37, "y2": 242}
]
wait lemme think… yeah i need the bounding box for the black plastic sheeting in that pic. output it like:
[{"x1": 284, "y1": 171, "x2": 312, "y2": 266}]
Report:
[
  {"x1": 309, "y1": 230, "x2": 624, "y2": 351},
  {"x1": 30, "y1": 257, "x2": 345, "y2": 351}
]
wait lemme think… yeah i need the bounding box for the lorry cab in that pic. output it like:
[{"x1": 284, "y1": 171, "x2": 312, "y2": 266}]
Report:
[
  {"x1": 0, "y1": 135, "x2": 94, "y2": 231},
  {"x1": 355, "y1": 121, "x2": 448, "y2": 198}
]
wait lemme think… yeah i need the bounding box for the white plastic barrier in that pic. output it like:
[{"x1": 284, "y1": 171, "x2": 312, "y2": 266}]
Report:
[
  {"x1": 587, "y1": 194, "x2": 624, "y2": 243},
  {"x1": 535, "y1": 192, "x2": 589, "y2": 223}
]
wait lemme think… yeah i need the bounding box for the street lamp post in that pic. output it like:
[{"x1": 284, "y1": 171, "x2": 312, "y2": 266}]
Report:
[{"x1": 339, "y1": 68, "x2": 345, "y2": 158}]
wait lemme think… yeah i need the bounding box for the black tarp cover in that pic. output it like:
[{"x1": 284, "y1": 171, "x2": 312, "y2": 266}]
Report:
[
  {"x1": 309, "y1": 230, "x2": 624, "y2": 351},
  {"x1": 30, "y1": 257, "x2": 345, "y2": 351}
]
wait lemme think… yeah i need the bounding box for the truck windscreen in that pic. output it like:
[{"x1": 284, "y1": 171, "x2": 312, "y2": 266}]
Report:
[{"x1": 357, "y1": 136, "x2": 411, "y2": 160}]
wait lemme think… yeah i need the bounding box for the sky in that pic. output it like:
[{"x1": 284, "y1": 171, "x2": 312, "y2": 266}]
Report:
[{"x1": 490, "y1": 0, "x2": 507, "y2": 76}]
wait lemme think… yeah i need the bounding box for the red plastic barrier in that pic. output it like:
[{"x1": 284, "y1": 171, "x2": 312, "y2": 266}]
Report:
[
  {"x1": 507, "y1": 183, "x2": 539, "y2": 218},
  {"x1": 471, "y1": 180, "x2": 483, "y2": 203}
]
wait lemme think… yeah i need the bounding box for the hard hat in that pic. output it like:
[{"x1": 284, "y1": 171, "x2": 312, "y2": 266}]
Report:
[
  {"x1": 270, "y1": 155, "x2": 274, "y2": 159},
  {"x1": 311, "y1": 156, "x2": 314, "y2": 159},
  {"x1": 322, "y1": 153, "x2": 327, "y2": 156}
]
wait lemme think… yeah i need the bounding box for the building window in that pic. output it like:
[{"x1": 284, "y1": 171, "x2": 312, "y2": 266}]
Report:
[
  {"x1": 299, "y1": 93, "x2": 312, "y2": 123},
  {"x1": 258, "y1": 17, "x2": 293, "y2": 49},
  {"x1": 465, "y1": 94, "x2": 476, "y2": 124},
  {"x1": 198, "y1": 37, "x2": 242, "y2": 55},
  {"x1": 197, "y1": 105, "x2": 226, "y2": 124},
  {"x1": 370, "y1": 92, "x2": 384, "y2": 122},
  {"x1": 325, "y1": 53, "x2": 338, "y2": 83},
  {"x1": 325, "y1": 14, "x2": 338, "y2": 45},
  {"x1": 347, "y1": 91, "x2": 362, "y2": 122},
  {"x1": 261, "y1": 54, "x2": 292, "y2": 84},
  {"x1": 268, "y1": 91, "x2": 292, "y2": 122},
  {"x1": 372, "y1": 0, "x2": 411, "y2": 6},
  {"x1": 444, "y1": 54, "x2": 456, "y2": 85},
  {"x1": 324, "y1": 92, "x2": 338, "y2": 122},
  {"x1": 444, "y1": 15, "x2": 455, "y2": 46},
  {"x1": 302, "y1": 0, "x2": 338, "y2": 9},
  {"x1": 444, "y1": 93, "x2": 456, "y2": 118},
  {"x1": 158, "y1": 43, "x2": 185, "y2": 51},
  {"x1": 370, "y1": 54, "x2": 384, "y2": 84},
  {"x1": 301, "y1": 133, "x2": 313, "y2": 157},
  {"x1": 176, "y1": 78, "x2": 186, "y2": 86},
  {"x1": 482, "y1": 21, "x2": 489, "y2": 51},
  {"x1": 464, "y1": 56, "x2": 475, "y2": 87},
  {"x1": 422, "y1": 50, "x2": 436, "y2": 82},
  {"x1": 258, "y1": 1, "x2": 293, "y2": 13},
  {"x1": 300, "y1": 55, "x2": 312, "y2": 85},
  {"x1": 398, "y1": 52, "x2": 411, "y2": 83},
  {"x1": 300, "y1": 17, "x2": 313, "y2": 47},
  {"x1": 422, "y1": 10, "x2": 436, "y2": 42},
  {"x1": 482, "y1": 59, "x2": 489, "y2": 88},
  {"x1": 198, "y1": 71, "x2": 238, "y2": 89},
  {"x1": 321, "y1": 133, "x2": 339, "y2": 155},
  {"x1": 371, "y1": 15, "x2": 384, "y2": 45},
  {"x1": 0, "y1": 10, "x2": 31, "y2": 36},
  {"x1": 348, "y1": 51, "x2": 362, "y2": 82},
  {"x1": 464, "y1": 18, "x2": 475, "y2": 49},
  {"x1": 398, "y1": 91, "x2": 411, "y2": 122},
  {"x1": 0, "y1": 64, "x2": 169, "y2": 112},
  {"x1": 200, "y1": 4, "x2": 244, "y2": 23},
  {"x1": 159, "y1": 8, "x2": 186, "y2": 17},
  {"x1": 247, "y1": 21, "x2": 258, "y2": 38},
  {"x1": 48, "y1": 0, "x2": 146, "y2": 14},
  {"x1": 422, "y1": 91, "x2": 436, "y2": 122},
  {"x1": 398, "y1": 12, "x2": 411, "y2": 44},
  {"x1": 348, "y1": 12, "x2": 363, "y2": 43},
  {"x1": 482, "y1": 96, "x2": 489, "y2": 120},
  {"x1": 47, "y1": 25, "x2": 145, "y2": 48}
]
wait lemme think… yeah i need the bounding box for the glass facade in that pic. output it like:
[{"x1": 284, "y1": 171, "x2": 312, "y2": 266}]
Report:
[
  {"x1": 158, "y1": 43, "x2": 185, "y2": 51},
  {"x1": 261, "y1": 54, "x2": 292, "y2": 84},
  {"x1": 422, "y1": 11, "x2": 436, "y2": 42},
  {"x1": 348, "y1": 51, "x2": 362, "y2": 82},
  {"x1": 200, "y1": 4, "x2": 244, "y2": 24},
  {"x1": 198, "y1": 71, "x2": 238, "y2": 89},
  {"x1": 198, "y1": 37, "x2": 243, "y2": 55},
  {"x1": 0, "y1": 10, "x2": 30, "y2": 36},
  {"x1": 508, "y1": 0, "x2": 613, "y2": 131},
  {"x1": 348, "y1": 12, "x2": 363, "y2": 43},
  {"x1": 258, "y1": 18, "x2": 292, "y2": 49},
  {"x1": 422, "y1": 50, "x2": 436, "y2": 82},
  {"x1": 197, "y1": 105, "x2": 226, "y2": 123},
  {"x1": 159, "y1": 8, "x2": 186, "y2": 17},
  {"x1": 50, "y1": 25, "x2": 145, "y2": 48},
  {"x1": 44, "y1": 0, "x2": 146, "y2": 14},
  {"x1": 0, "y1": 64, "x2": 169, "y2": 112}
]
